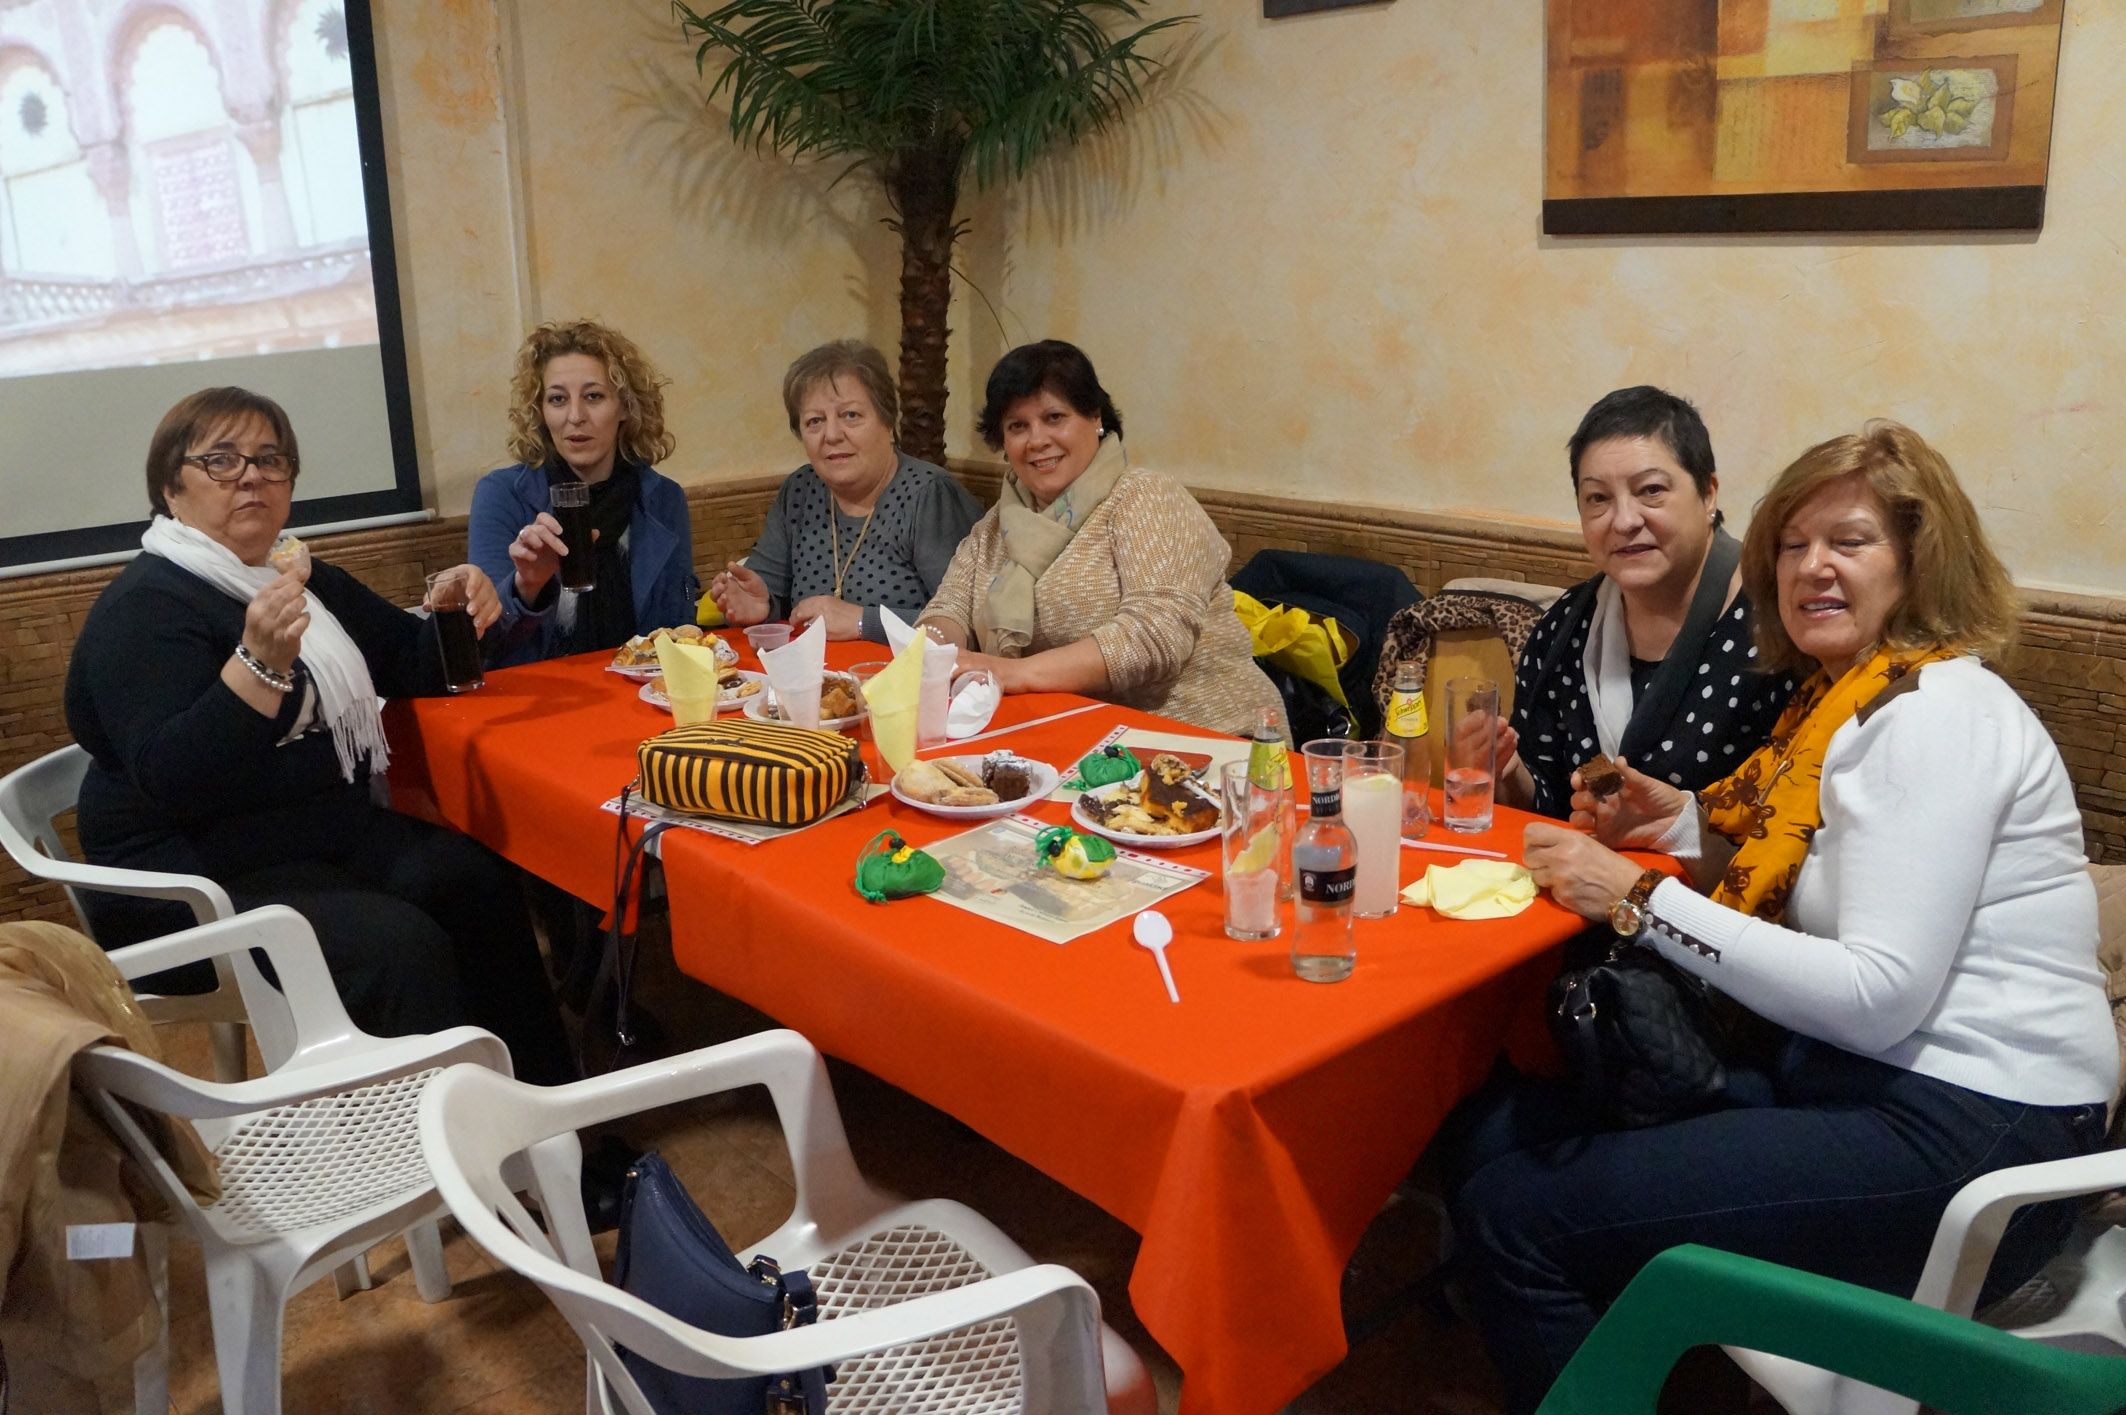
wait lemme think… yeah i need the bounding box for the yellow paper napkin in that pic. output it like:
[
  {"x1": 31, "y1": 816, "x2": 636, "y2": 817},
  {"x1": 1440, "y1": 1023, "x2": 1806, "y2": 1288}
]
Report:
[
  {"x1": 655, "y1": 639, "x2": 724, "y2": 726},
  {"x1": 862, "y1": 632, "x2": 927, "y2": 773},
  {"x1": 1400, "y1": 859, "x2": 1537, "y2": 920}
]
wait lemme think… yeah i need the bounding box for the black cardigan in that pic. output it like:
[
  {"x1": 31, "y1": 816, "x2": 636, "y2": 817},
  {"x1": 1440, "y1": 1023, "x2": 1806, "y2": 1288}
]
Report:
[{"x1": 65, "y1": 553, "x2": 447, "y2": 902}]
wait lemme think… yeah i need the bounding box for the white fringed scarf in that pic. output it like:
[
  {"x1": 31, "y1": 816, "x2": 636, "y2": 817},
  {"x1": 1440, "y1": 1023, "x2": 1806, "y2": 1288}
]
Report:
[{"x1": 141, "y1": 516, "x2": 388, "y2": 781}]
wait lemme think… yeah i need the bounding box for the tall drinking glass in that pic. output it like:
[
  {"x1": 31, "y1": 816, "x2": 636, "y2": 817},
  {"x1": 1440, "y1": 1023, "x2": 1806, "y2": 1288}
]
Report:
[
  {"x1": 549, "y1": 481, "x2": 596, "y2": 592},
  {"x1": 1443, "y1": 677, "x2": 1499, "y2": 833},
  {"x1": 1341, "y1": 741, "x2": 1404, "y2": 918},
  {"x1": 1220, "y1": 760, "x2": 1287, "y2": 941},
  {"x1": 424, "y1": 569, "x2": 485, "y2": 694}
]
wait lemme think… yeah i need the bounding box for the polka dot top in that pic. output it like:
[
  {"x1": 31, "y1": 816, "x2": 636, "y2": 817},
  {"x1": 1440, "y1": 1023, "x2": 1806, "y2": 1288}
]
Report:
[
  {"x1": 1511, "y1": 576, "x2": 1799, "y2": 819},
  {"x1": 743, "y1": 454, "x2": 985, "y2": 643}
]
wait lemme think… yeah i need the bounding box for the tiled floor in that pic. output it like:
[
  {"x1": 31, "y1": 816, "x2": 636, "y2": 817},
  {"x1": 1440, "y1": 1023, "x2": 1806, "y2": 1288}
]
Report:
[{"x1": 144, "y1": 921, "x2": 1525, "y2": 1414}]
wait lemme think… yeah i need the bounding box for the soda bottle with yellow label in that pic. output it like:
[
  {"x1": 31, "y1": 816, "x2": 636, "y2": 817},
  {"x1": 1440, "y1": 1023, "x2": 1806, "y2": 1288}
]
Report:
[{"x1": 1384, "y1": 663, "x2": 1432, "y2": 836}]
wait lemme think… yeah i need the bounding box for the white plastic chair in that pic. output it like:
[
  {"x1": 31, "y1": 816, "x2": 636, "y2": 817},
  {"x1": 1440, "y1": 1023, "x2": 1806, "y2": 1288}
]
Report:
[
  {"x1": 419, "y1": 1028, "x2": 1157, "y2": 1415},
  {"x1": 75, "y1": 905, "x2": 511, "y2": 1415},
  {"x1": 0, "y1": 743, "x2": 282, "y2": 1079},
  {"x1": 1729, "y1": 1149, "x2": 2126, "y2": 1415},
  {"x1": 1732, "y1": 863, "x2": 2126, "y2": 1414}
]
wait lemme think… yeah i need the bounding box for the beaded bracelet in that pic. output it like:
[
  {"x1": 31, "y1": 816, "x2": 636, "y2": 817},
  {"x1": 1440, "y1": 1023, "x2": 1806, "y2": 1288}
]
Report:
[{"x1": 234, "y1": 643, "x2": 295, "y2": 693}]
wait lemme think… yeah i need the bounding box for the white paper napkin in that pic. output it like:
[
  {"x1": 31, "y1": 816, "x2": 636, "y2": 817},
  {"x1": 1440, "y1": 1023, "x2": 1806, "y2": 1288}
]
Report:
[
  {"x1": 880, "y1": 605, "x2": 920, "y2": 654},
  {"x1": 946, "y1": 669, "x2": 1000, "y2": 738},
  {"x1": 760, "y1": 615, "x2": 826, "y2": 729}
]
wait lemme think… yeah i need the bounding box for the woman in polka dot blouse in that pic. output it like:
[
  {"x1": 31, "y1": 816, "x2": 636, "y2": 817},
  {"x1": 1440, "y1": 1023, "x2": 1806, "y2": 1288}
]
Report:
[
  {"x1": 710, "y1": 341, "x2": 983, "y2": 642},
  {"x1": 1498, "y1": 386, "x2": 1797, "y2": 817}
]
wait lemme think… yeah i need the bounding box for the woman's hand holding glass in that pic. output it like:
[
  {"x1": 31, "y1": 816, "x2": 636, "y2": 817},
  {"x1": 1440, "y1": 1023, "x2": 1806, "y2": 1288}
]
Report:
[
  {"x1": 709, "y1": 561, "x2": 771, "y2": 627},
  {"x1": 1568, "y1": 756, "x2": 1689, "y2": 847},
  {"x1": 507, "y1": 512, "x2": 571, "y2": 603},
  {"x1": 423, "y1": 564, "x2": 501, "y2": 637},
  {"x1": 789, "y1": 595, "x2": 863, "y2": 640}
]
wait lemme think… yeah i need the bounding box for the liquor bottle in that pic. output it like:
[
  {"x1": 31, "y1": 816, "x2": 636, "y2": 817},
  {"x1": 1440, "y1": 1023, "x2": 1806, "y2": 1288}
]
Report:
[
  {"x1": 1247, "y1": 705, "x2": 1297, "y2": 901},
  {"x1": 1384, "y1": 662, "x2": 1433, "y2": 837},
  {"x1": 1291, "y1": 744, "x2": 1357, "y2": 983}
]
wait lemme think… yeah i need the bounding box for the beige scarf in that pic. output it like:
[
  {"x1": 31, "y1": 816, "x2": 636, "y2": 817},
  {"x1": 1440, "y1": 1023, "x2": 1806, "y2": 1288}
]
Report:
[{"x1": 976, "y1": 434, "x2": 1129, "y2": 655}]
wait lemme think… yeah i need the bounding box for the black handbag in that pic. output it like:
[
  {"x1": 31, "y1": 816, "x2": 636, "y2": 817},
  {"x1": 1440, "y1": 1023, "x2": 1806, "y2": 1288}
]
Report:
[
  {"x1": 611, "y1": 1152, "x2": 830, "y2": 1414},
  {"x1": 1547, "y1": 942, "x2": 1733, "y2": 1128}
]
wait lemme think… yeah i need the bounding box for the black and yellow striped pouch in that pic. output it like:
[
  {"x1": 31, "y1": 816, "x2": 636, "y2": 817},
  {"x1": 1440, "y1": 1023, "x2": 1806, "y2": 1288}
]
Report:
[{"x1": 637, "y1": 719, "x2": 863, "y2": 827}]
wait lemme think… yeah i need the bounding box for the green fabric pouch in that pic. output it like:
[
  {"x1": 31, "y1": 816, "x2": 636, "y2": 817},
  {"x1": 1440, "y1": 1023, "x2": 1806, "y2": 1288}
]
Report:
[{"x1": 854, "y1": 830, "x2": 945, "y2": 903}]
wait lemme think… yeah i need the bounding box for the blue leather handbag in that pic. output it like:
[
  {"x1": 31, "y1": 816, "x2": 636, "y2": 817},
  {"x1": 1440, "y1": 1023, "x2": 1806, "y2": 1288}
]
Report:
[{"x1": 611, "y1": 1152, "x2": 830, "y2": 1414}]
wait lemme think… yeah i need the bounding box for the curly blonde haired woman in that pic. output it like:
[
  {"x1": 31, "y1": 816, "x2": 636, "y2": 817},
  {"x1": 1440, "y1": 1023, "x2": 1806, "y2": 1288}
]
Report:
[{"x1": 470, "y1": 320, "x2": 696, "y2": 665}]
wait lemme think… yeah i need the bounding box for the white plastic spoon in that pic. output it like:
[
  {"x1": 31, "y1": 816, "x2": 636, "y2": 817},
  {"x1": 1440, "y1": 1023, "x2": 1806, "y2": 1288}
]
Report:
[{"x1": 1133, "y1": 909, "x2": 1180, "y2": 1005}]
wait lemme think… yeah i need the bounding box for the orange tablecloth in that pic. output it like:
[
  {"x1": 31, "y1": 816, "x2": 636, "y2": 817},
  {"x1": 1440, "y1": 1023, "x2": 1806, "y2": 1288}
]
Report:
[{"x1": 387, "y1": 649, "x2": 1605, "y2": 1415}]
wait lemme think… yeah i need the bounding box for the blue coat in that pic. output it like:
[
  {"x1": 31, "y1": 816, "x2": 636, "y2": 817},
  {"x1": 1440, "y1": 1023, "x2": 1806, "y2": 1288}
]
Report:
[{"x1": 468, "y1": 461, "x2": 699, "y2": 667}]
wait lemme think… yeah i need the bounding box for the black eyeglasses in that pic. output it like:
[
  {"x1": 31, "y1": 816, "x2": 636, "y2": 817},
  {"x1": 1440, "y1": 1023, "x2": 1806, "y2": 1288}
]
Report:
[{"x1": 183, "y1": 451, "x2": 295, "y2": 483}]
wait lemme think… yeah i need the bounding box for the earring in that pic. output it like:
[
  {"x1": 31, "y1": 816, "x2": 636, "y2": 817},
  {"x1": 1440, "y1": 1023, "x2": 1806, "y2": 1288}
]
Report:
[{"x1": 1097, "y1": 426, "x2": 1108, "y2": 440}]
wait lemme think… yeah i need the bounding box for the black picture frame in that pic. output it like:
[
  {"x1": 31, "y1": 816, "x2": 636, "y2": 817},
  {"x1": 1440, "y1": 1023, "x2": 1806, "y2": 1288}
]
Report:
[{"x1": 1265, "y1": 0, "x2": 1391, "y2": 17}]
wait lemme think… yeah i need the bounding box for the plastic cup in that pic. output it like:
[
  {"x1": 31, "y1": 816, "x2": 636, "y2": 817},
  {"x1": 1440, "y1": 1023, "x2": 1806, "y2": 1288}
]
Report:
[
  {"x1": 1221, "y1": 760, "x2": 1288, "y2": 941},
  {"x1": 549, "y1": 482, "x2": 595, "y2": 592},
  {"x1": 424, "y1": 570, "x2": 484, "y2": 694},
  {"x1": 1443, "y1": 677, "x2": 1499, "y2": 834},
  {"x1": 743, "y1": 623, "x2": 794, "y2": 655},
  {"x1": 1341, "y1": 741, "x2": 1404, "y2": 918}
]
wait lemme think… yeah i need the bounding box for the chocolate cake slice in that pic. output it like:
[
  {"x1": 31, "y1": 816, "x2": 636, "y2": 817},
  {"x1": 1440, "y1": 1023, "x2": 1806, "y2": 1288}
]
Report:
[{"x1": 1577, "y1": 753, "x2": 1625, "y2": 800}]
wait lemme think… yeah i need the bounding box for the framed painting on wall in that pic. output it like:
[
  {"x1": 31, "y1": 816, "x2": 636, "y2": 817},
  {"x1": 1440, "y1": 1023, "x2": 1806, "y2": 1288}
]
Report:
[{"x1": 1543, "y1": 0, "x2": 2068, "y2": 235}]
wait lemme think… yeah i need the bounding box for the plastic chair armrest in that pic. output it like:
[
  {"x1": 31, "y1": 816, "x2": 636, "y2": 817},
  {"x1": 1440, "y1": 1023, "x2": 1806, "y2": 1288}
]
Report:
[
  {"x1": 102, "y1": 906, "x2": 355, "y2": 1042},
  {"x1": 1538, "y1": 1244, "x2": 2126, "y2": 1415},
  {"x1": 77, "y1": 1026, "x2": 508, "y2": 1120},
  {"x1": 38, "y1": 857, "x2": 232, "y2": 926},
  {"x1": 619, "y1": 1264, "x2": 1099, "y2": 1379},
  {"x1": 538, "y1": 1031, "x2": 871, "y2": 1212},
  {"x1": 1913, "y1": 1146, "x2": 2126, "y2": 1317}
]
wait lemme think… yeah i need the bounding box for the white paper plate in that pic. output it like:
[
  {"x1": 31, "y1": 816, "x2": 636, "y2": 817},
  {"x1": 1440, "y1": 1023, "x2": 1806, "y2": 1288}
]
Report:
[
  {"x1": 743, "y1": 672, "x2": 866, "y2": 732},
  {"x1": 889, "y1": 756, "x2": 1061, "y2": 820},
  {"x1": 609, "y1": 632, "x2": 739, "y2": 679},
  {"x1": 1071, "y1": 779, "x2": 1222, "y2": 849},
  {"x1": 639, "y1": 670, "x2": 766, "y2": 714}
]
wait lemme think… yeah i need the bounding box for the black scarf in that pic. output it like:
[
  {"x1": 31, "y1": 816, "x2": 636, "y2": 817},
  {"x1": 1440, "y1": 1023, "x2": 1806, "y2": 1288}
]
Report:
[{"x1": 546, "y1": 457, "x2": 640, "y2": 653}]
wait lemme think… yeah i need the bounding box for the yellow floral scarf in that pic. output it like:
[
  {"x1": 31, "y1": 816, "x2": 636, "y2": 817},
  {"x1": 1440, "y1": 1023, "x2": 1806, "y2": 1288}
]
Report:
[{"x1": 1698, "y1": 644, "x2": 1960, "y2": 921}]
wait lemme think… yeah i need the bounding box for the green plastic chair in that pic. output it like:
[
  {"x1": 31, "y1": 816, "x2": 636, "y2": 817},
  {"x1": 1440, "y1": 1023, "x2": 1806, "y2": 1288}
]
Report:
[{"x1": 1535, "y1": 1244, "x2": 2126, "y2": 1415}]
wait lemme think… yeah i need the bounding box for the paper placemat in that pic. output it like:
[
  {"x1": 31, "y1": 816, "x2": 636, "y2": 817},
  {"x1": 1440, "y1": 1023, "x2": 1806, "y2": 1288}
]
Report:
[{"x1": 920, "y1": 813, "x2": 1209, "y2": 945}]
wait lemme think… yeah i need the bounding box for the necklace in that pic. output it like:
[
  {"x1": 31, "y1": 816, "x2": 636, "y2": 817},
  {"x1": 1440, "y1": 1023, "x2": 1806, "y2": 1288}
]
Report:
[{"x1": 827, "y1": 494, "x2": 875, "y2": 601}]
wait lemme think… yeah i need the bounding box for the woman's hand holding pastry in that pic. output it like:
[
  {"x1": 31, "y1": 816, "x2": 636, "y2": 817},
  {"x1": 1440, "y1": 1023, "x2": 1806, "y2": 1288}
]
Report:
[
  {"x1": 1523, "y1": 822, "x2": 1645, "y2": 922},
  {"x1": 507, "y1": 513, "x2": 569, "y2": 602},
  {"x1": 1569, "y1": 756, "x2": 1689, "y2": 847},
  {"x1": 244, "y1": 571, "x2": 309, "y2": 674},
  {"x1": 709, "y1": 561, "x2": 770, "y2": 627},
  {"x1": 789, "y1": 595, "x2": 863, "y2": 640}
]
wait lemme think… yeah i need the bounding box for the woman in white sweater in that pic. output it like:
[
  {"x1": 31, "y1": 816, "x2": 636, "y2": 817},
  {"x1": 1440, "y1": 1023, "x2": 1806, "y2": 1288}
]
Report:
[{"x1": 1447, "y1": 421, "x2": 2115, "y2": 1415}]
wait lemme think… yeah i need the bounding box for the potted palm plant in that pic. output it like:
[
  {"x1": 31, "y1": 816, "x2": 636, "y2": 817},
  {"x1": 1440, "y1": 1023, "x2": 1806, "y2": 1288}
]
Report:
[{"x1": 673, "y1": 0, "x2": 1194, "y2": 464}]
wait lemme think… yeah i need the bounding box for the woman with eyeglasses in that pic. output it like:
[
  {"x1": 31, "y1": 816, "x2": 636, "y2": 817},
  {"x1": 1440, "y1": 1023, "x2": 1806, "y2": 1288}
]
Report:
[{"x1": 63, "y1": 386, "x2": 576, "y2": 1088}]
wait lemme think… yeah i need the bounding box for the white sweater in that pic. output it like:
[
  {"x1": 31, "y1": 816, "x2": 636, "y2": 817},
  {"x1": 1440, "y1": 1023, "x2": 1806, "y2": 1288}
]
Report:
[{"x1": 1647, "y1": 656, "x2": 2116, "y2": 1108}]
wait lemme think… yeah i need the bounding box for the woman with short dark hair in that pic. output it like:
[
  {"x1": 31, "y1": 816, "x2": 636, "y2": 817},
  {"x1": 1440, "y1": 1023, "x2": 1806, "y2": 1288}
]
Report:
[
  {"x1": 68, "y1": 387, "x2": 574, "y2": 1085},
  {"x1": 710, "y1": 339, "x2": 982, "y2": 641},
  {"x1": 918, "y1": 340, "x2": 1281, "y2": 735},
  {"x1": 1499, "y1": 386, "x2": 1796, "y2": 817},
  {"x1": 1450, "y1": 421, "x2": 2115, "y2": 1413}
]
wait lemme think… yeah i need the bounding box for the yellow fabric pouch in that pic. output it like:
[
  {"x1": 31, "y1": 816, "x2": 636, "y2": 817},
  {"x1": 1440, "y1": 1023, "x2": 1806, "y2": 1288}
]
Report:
[
  {"x1": 1233, "y1": 589, "x2": 1357, "y2": 710},
  {"x1": 638, "y1": 719, "x2": 862, "y2": 827}
]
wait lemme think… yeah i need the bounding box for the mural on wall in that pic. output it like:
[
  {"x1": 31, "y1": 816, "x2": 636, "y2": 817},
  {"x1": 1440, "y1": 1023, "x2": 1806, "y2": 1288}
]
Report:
[{"x1": 1543, "y1": 0, "x2": 2067, "y2": 234}]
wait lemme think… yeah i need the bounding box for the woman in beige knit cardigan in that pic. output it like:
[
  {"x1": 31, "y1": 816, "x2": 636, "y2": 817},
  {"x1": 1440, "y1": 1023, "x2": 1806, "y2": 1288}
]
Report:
[{"x1": 918, "y1": 340, "x2": 1282, "y2": 736}]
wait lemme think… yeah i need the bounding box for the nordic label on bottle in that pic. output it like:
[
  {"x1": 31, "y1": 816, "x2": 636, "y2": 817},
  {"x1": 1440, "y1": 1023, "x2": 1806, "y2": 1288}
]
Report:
[
  {"x1": 1386, "y1": 691, "x2": 1429, "y2": 740},
  {"x1": 1299, "y1": 864, "x2": 1356, "y2": 906},
  {"x1": 1310, "y1": 787, "x2": 1341, "y2": 817}
]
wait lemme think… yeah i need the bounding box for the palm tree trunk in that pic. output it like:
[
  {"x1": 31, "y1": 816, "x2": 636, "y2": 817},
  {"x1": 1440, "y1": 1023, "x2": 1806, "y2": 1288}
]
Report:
[{"x1": 889, "y1": 149, "x2": 962, "y2": 466}]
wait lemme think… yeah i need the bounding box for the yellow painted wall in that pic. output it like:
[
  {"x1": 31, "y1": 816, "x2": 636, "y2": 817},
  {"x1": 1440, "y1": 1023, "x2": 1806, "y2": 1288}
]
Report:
[{"x1": 374, "y1": 0, "x2": 2122, "y2": 596}]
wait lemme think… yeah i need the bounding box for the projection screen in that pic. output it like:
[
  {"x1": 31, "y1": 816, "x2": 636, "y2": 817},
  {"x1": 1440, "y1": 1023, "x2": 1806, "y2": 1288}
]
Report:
[{"x1": 0, "y1": 0, "x2": 420, "y2": 573}]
